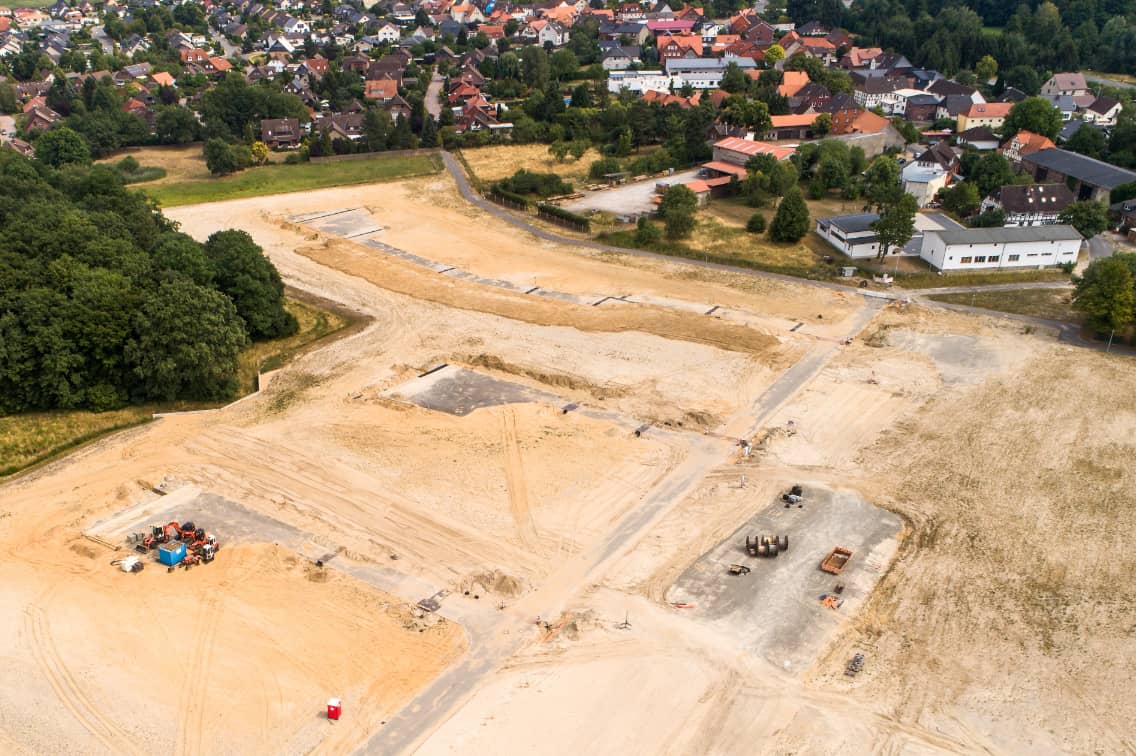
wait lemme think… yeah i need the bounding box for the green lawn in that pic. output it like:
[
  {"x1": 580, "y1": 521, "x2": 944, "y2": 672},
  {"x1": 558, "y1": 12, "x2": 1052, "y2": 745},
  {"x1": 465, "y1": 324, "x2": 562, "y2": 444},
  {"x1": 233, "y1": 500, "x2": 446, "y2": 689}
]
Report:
[
  {"x1": 142, "y1": 153, "x2": 443, "y2": 207},
  {"x1": 0, "y1": 295, "x2": 360, "y2": 479},
  {"x1": 928, "y1": 288, "x2": 1077, "y2": 321}
]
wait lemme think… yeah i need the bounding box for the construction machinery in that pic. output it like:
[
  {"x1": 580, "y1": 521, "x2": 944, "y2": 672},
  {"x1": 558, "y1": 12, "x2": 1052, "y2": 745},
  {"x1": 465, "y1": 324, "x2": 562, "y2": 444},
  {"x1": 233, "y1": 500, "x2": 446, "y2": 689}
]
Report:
[
  {"x1": 135, "y1": 519, "x2": 220, "y2": 570},
  {"x1": 745, "y1": 535, "x2": 789, "y2": 557},
  {"x1": 782, "y1": 484, "x2": 804, "y2": 506},
  {"x1": 727, "y1": 564, "x2": 751, "y2": 576},
  {"x1": 820, "y1": 546, "x2": 853, "y2": 574}
]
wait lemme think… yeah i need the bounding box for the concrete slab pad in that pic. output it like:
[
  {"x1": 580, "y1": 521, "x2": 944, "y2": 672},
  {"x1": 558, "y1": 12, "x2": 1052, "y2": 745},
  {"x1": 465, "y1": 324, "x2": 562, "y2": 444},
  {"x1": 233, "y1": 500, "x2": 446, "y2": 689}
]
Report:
[
  {"x1": 389, "y1": 365, "x2": 563, "y2": 416},
  {"x1": 666, "y1": 486, "x2": 901, "y2": 672}
]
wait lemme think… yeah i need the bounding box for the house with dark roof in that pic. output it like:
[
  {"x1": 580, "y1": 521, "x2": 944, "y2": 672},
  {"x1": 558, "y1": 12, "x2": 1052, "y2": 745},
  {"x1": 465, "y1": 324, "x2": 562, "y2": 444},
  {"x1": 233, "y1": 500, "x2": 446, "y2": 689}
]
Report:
[
  {"x1": 956, "y1": 126, "x2": 999, "y2": 151},
  {"x1": 981, "y1": 183, "x2": 1075, "y2": 226},
  {"x1": 1020, "y1": 148, "x2": 1136, "y2": 203},
  {"x1": 1083, "y1": 96, "x2": 1122, "y2": 127},
  {"x1": 815, "y1": 212, "x2": 923, "y2": 259},
  {"x1": 260, "y1": 117, "x2": 302, "y2": 148}
]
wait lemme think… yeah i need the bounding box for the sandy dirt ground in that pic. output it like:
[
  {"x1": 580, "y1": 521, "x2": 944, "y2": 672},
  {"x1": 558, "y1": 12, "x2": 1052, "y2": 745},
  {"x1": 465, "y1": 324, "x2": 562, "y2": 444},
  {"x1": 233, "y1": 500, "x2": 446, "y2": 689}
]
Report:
[{"x1": 3, "y1": 167, "x2": 1133, "y2": 756}]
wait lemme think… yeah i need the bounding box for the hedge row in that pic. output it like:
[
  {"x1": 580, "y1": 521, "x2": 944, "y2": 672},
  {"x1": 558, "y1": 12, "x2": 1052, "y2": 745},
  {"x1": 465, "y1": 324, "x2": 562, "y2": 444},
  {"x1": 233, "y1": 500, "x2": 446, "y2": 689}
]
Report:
[
  {"x1": 537, "y1": 203, "x2": 590, "y2": 231},
  {"x1": 489, "y1": 186, "x2": 533, "y2": 207}
]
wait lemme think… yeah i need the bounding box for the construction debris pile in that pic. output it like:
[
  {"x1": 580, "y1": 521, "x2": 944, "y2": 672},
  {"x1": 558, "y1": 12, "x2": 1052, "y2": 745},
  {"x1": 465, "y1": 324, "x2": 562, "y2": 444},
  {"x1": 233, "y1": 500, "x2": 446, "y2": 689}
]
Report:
[{"x1": 128, "y1": 520, "x2": 220, "y2": 571}]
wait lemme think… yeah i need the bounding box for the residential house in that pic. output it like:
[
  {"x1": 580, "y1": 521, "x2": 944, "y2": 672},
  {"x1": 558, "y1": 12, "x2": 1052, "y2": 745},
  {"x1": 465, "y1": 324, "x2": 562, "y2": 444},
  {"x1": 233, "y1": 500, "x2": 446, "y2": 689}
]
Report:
[
  {"x1": 601, "y1": 46, "x2": 640, "y2": 71},
  {"x1": 981, "y1": 183, "x2": 1075, "y2": 226},
  {"x1": 316, "y1": 112, "x2": 365, "y2": 141},
  {"x1": 657, "y1": 32, "x2": 702, "y2": 60},
  {"x1": 852, "y1": 75, "x2": 906, "y2": 114},
  {"x1": 364, "y1": 78, "x2": 398, "y2": 102},
  {"x1": 902, "y1": 141, "x2": 958, "y2": 207},
  {"x1": 1001, "y1": 130, "x2": 1057, "y2": 166},
  {"x1": 1083, "y1": 96, "x2": 1122, "y2": 127},
  {"x1": 1040, "y1": 72, "x2": 1088, "y2": 98},
  {"x1": 768, "y1": 113, "x2": 819, "y2": 140},
  {"x1": 1021, "y1": 147, "x2": 1136, "y2": 203},
  {"x1": 372, "y1": 22, "x2": 401, "y2": 44},
  {"x1": 23, "y1": 106, "x2": 61, "y2": 132},
  {"x1": 812, "y1": 93, "x2": 861, "y2": 135},
  {"x1": 1042, "y1": 94, "x2": 1078, "y2": 121},
  {"x1": 919, "y1": 226, "x2": 1082, "y2": 271},
  {"x1": 956, "y1": 126, "x2": 1000, "y2": 151},
  {"x1": 956, "y1": 101, "x2": 1012, "y2": 131},
  {"x1": 902, "y1": 93, "x2": 940, "y2": 122},
  {"x1": 777, "y1": 71, "x2": 809, "y2": 99},
  {"x1": 260, "y1": 117, "x2": 302, "y2": 148}
]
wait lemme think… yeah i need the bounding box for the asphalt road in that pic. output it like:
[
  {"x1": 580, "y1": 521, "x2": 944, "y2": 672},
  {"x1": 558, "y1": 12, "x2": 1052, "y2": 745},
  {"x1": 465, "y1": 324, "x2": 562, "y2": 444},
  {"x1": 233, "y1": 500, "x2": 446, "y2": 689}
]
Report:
[
  {"x1": 1089, "y1": 234, "x2": 1115, "y2": 260},
  {"x1": 1086, "y1": 75, "x2": 1136, "y2": 91}
]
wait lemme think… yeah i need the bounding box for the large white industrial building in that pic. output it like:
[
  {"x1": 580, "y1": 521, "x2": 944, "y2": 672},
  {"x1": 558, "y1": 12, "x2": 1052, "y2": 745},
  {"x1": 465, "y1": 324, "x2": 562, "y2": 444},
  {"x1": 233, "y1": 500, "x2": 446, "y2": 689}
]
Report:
[{"x1": 919, "y1": 226, "x2": 1083, "y2": 271}]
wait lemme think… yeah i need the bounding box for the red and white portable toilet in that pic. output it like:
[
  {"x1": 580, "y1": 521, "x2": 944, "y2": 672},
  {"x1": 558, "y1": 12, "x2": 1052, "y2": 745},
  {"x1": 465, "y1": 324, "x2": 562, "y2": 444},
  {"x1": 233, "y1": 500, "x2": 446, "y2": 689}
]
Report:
[{"x1": 327, "y1": 697, "x2": 342, "y2": 721}]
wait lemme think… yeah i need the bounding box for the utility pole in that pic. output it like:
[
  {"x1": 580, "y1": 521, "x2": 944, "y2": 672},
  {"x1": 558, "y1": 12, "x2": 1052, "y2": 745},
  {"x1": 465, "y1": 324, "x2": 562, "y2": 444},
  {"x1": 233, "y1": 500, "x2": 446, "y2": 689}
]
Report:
[{"x1": 1107, "y1": 328, "x2": 1115, "y2": 353}]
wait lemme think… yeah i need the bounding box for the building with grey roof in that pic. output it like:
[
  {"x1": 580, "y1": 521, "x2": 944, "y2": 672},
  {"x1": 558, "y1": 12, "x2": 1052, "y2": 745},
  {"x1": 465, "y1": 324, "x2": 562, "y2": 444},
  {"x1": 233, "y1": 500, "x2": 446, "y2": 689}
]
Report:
[
  {"x1": 1021, "y1": 148, "x2": 1136, "y2": 203},
  {"x1": 920, "y1": 224, "x2": 1083, "y2": 271}
]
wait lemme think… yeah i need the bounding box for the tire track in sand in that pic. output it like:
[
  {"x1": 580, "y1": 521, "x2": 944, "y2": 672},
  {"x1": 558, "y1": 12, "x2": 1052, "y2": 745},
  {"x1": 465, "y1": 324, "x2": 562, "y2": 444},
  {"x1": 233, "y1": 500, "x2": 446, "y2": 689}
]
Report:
[
  {"x1": 500, "y1": 408, "x2": 539, "y2": 550},
  {"x1": 175, "y1": 548, "x2": 255, "y2": 756},
  {"x1": 24, "y1": 605, "x2": 144, "y2": 756}
]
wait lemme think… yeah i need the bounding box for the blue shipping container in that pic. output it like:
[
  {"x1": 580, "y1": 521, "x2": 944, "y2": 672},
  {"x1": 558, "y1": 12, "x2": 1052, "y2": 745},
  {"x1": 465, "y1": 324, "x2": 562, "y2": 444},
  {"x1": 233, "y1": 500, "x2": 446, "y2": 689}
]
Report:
[{"x1": 159, "y1": 540, "x2": 186, "y2": 566}]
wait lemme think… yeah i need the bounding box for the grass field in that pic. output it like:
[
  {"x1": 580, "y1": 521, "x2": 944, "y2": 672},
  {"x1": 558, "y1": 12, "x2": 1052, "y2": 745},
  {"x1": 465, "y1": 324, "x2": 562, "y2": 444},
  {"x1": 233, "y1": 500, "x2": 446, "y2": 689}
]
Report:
[
  {"x1": 0, "y1": 295, "x2": 358, "y2": 479},
  {"x1": 460, "y1": 143, "x2": 603, "y2": 186},
  {"x1": 896, "y1": 268, "x2": 1071, "y2": 289},
  {"x1": 928, "y1": 288, "x2": 1077, "y2": 321},
  {"x1": 141, "y1": 153, "x2": 443, "y2": 207}
]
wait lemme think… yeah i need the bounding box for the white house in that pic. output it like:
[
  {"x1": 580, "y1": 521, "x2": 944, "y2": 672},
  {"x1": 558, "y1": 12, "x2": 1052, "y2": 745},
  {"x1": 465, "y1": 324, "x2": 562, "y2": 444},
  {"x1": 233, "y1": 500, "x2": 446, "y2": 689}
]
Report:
[
  {"x1": 1083, "y1": 96, "x2": 1122, "y2": 127},
  {"x1": 372, "y1": 22, "x2": 401, "y2": 44},
  {"x1": 815, "y1": 213, "x2": 922, "y2": 259},
  {"x1": 902, "y1": 162, "x2": 951, "y2": 208},
  {"x1": 601, "y1": 46, "x2": 640, "y2": 71},
  {"x1": 920, "y1": 226, "x2": 1082, "y2": 271}
]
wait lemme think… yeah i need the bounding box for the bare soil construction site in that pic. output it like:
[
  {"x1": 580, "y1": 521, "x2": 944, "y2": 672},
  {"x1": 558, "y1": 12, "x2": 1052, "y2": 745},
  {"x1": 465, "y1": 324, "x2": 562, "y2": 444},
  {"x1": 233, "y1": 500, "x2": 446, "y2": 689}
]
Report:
[{"x1": 1, "y1": 167, "x2": 1133, "y2": 755}]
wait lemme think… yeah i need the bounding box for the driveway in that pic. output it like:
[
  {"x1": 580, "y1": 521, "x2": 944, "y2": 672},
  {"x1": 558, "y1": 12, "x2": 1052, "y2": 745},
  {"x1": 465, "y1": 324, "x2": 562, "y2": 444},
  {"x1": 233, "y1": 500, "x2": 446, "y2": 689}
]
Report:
[
  {"x1": 563, "y1": 168, "x2": 701, "y2": 216},
  {"x1": 1089, "y1": 234, "x2": 1115, "y2": 261},
  {"x1": 0, "y1": 114, "x2": 14, "y2": 144},
  {"x1": 425, "y1": 72, "x2": 443, "y2": 121},
  {"x1": 914, "y1": 212, "x2": 964, "y2": 232}
]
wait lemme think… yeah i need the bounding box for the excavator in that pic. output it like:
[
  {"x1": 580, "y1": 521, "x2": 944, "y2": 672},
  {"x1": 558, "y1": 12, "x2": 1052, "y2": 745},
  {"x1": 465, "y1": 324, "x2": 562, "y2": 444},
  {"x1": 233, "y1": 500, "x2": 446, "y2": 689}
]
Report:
[
  {"x1": 141, "y1": 521, "x2": 182, "y2": 550},
  {"x1": 138, "y1": 521, "x2": 219, "y2": 564}
]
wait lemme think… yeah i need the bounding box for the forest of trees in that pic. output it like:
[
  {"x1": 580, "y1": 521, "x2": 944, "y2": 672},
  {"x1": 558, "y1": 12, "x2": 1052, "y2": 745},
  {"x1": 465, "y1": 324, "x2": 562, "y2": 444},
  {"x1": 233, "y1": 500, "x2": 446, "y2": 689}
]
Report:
[
  {"x1": 787, "y1": 0, "x2": 1136, "y2": 77},
  {"x1": 0, "y1": 150, "x2": 295, "y2": 413}
]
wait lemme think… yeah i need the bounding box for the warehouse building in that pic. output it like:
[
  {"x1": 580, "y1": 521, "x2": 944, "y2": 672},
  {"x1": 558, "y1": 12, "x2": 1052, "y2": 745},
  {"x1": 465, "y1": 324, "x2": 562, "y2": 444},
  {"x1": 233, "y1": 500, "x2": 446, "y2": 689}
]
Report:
[{"x1": 919, "y1": 225, "x2": 1082, "y2": 272}]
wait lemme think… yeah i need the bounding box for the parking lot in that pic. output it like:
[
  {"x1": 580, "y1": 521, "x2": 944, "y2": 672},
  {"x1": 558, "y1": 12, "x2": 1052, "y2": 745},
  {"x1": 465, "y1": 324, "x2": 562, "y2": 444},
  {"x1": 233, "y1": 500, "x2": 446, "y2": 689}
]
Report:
[
  {"x1": 563, "y1": 169, "x2": 702, "y2": 216},
  {"x1": 666, "y1": 485, "x2": 902, "y2": 671}
]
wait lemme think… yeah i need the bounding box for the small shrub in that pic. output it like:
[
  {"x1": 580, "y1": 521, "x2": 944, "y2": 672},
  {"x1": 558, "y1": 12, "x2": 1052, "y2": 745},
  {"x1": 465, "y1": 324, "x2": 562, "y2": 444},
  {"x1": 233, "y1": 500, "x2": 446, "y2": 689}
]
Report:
[
  {"x1": 746, "y1": 213, "x2": 766, "y2": 233},
  {"x1": 635, "y1": 217, "x2": 661, "y2": 245}
]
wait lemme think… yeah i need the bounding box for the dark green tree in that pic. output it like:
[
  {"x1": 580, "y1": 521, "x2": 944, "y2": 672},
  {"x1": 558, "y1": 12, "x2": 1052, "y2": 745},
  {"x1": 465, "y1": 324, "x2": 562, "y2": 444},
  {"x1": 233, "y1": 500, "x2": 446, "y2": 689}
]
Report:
[
  {"x1": 658, "y1": 185, "x2": 698, "y2": 240},
  {"x1": 35, "y1": 127, "x2": 91, "y2": 168},
  {"x1": 769, "y1": 187, "x2": 810, "y2": 243},
  {"x1": 1002, "y1": 97, "x2": 1063, "y2": 139},
  {"x1": 1058, "y1": 201, "x2": 1109, "y2": 238},
  {"x1": 871, "y1": 193, "x2": 918, "y2": 260},
  {"x1": 204, "y1": 138, "x2": 240, "y2": 175},
  {"x1": 1073, "y1": 257, "x2": 1136, "y2": 334},
  {"x1": 126, "y1": 280, "x2": 248, "y2": 401},
  {"x1": 204, "y1": 230, "x2": 297, "y2": 340}
]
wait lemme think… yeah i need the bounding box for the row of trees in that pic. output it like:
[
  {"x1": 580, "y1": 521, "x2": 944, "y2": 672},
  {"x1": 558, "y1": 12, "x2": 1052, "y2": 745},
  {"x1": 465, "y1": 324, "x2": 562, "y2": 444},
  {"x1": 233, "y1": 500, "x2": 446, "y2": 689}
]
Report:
[{"x1": 0, "y1": 151, "x2": 295, "y2": 412}]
